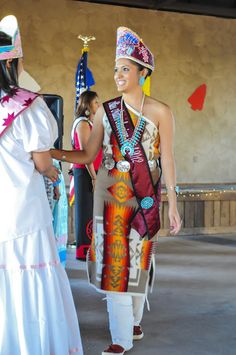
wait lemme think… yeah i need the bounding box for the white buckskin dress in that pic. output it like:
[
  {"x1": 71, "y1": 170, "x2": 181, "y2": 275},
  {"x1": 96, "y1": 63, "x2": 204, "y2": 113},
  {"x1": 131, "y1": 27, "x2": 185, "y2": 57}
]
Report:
[{"x1": 0, "y1": 93, "x2": 83, "y2": 355}]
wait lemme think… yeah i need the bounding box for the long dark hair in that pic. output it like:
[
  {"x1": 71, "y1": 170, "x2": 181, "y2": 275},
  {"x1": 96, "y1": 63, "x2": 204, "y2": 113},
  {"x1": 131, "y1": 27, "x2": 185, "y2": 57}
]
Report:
[
  {"x1": 0, "y1": 31, "x2": 19, "y2": 96},
  {"x1": 75, "y1": 90, "x2": 98, "y2": 118}
]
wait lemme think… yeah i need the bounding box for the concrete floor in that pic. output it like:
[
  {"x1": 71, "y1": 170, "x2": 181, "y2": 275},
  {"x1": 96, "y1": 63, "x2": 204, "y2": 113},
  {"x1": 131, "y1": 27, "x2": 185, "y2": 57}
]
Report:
[{"x1": 66, "y1": 234, "x2": 236, "y2": 355}]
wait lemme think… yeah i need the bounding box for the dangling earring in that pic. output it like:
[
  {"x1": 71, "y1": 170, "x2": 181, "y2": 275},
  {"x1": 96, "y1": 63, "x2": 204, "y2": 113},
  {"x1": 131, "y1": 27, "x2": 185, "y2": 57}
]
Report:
[
  {"x1": 85, "y1": 109, "x2": 90, "y2": 117},
  {"x1": 139, "y1": 76, "x2": 145, "y2": 87}
]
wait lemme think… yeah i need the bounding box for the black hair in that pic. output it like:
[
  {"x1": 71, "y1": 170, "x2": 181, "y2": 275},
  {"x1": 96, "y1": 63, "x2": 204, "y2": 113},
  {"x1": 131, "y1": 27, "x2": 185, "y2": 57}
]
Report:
[
  {"x1": 133, "y1": 61, "x2": 152, "y2": 78},
  {"x1": 0, "y1": 31, "x2": 19, "y2": 96},
  {"x1": 75, "y1": 90, "x2": 98, "y2": 118}
]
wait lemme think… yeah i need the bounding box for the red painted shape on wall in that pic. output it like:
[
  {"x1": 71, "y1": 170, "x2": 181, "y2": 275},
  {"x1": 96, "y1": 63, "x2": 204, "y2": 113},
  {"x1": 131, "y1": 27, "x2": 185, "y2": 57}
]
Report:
[{"x1": 188, "y1": 84, "x2": 207, "y2": 111}]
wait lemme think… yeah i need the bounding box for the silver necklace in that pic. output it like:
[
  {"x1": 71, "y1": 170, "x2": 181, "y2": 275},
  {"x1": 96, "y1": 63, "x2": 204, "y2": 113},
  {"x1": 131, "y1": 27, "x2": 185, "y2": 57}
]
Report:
[{"x1": 119, "y1": 94, "x2": 146, "y2": 156}]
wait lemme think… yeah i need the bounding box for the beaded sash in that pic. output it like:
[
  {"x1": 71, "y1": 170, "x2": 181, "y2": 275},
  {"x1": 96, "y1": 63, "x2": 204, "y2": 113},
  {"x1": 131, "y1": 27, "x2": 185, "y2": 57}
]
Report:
[
  {"x1": 0, "y1": 87, "x2": 38, "y2": 138},
  {"x1": 103, "y1": 96, "x2": 161, "y2": 240}
]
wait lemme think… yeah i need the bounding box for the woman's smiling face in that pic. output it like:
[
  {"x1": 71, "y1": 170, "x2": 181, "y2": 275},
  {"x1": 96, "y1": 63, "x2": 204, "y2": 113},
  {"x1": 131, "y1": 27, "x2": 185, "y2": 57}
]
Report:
[{"x1": 114, "y1": 58, "x2": 141, "y2": 93}]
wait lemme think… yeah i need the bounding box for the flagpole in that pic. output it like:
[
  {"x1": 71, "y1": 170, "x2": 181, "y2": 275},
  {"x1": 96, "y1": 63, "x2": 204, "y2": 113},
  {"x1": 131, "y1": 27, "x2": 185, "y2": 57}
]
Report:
[{"x1": 69, "y1": 35, "x2": 96, "y2": 208}]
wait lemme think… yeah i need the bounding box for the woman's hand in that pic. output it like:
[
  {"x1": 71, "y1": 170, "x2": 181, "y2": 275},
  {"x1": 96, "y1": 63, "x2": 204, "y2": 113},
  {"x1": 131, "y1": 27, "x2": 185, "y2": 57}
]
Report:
[
  {"x1": 168, "y1": 207, "x2": 182, "y2": 235},
  {"x1": 43, "y1": 165, "x2": 60, "y2": 184},
  {"x1": 32, "y1": 151, "x2": 59, "y2": 183}
]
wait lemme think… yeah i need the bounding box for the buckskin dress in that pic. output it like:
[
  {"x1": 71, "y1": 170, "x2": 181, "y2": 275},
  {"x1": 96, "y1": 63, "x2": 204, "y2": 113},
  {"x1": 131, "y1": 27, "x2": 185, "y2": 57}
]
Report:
[
  {"x1": 88, "y1": 100, "x2": 161, "y2": 295},
  {"x1": 0, "y1": 90, "x2": 83, "y2": 355}
]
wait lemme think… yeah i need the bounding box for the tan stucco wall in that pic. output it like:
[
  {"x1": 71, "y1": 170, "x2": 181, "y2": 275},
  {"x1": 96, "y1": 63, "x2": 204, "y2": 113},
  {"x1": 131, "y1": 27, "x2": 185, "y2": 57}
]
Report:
[{"x1": 1, "y1": 0, "x2": 236, "y2": 183}]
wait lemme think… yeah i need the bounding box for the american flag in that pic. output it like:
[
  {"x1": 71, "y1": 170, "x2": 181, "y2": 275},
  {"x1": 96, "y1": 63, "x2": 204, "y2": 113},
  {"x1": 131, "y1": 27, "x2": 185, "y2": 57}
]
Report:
[
  {"x1": 75, "y1": 48, "x2": 95, "y2": 110},
  {"x1": 69, "y1": 48, "x2": 95, "y2": 206}
]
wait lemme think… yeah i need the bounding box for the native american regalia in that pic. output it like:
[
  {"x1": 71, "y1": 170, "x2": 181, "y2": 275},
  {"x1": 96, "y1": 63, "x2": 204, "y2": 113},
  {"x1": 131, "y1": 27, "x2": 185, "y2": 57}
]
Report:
[
  {"x1": 88, "y1": 97, "x2": 161, "y2": 295},
  {"x1": 0, "y1": 87, "x2": 83, "y2": 354}
]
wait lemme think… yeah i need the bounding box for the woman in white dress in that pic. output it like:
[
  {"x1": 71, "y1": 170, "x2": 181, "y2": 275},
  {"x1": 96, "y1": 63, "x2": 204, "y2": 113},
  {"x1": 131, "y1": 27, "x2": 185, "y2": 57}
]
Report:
[{"x1": 0, "y1": 15, "x2": 83, "y2": 354}]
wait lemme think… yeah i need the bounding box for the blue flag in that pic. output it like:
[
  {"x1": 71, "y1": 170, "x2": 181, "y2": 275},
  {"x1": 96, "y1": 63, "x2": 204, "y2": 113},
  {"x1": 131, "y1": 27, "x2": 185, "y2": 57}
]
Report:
[{"x1": 75, "y1": 50, "x2": 95, "y2": 110}]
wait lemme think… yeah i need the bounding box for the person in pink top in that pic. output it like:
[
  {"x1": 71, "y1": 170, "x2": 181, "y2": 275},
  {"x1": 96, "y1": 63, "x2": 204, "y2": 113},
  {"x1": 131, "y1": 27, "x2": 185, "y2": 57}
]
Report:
[{"x1": 71, "y1": 90, "x2": 102, "y2": 260}]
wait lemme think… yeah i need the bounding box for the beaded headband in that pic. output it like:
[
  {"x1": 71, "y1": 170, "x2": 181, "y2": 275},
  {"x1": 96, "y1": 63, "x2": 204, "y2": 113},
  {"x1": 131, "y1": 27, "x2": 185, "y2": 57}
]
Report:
[
  {"x1": 0, "y1": 15, "x2": 23, "y2": 60},
  {"x1": 116, "y1": 27, "x2": 154, "y2": 72}
]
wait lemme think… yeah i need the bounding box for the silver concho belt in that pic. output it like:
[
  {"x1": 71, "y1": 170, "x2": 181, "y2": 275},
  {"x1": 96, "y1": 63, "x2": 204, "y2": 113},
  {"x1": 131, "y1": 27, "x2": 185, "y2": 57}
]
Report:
[{"x1": 103, "y1": 156, "x2": 159, "y2": 173}]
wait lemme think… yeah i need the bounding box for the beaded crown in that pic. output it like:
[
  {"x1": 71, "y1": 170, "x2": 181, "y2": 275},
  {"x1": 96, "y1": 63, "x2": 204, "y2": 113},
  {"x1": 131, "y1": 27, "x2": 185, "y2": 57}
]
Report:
[
  {"x1": 0, "y1": 15, "x2": 23, "y2": 60},
  {"x1": 116, "y1": 27, "x2": 154, "y2": 72}
]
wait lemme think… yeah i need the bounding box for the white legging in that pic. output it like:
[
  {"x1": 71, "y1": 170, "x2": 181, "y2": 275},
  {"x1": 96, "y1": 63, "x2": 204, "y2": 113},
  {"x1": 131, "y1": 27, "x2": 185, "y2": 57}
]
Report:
[{"x1": 106, "y1": 294, "x2": 145, "y2": 351}]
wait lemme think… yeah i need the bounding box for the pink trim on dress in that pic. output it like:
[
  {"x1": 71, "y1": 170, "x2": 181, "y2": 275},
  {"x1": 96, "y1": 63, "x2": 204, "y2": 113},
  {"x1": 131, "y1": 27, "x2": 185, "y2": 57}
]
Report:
[
  {"x1": 0, "y1": 260, "x2": 60, "y2": 270},
  {"x1": 0, "y1": 87, "x2": 38, "y2": 138}
]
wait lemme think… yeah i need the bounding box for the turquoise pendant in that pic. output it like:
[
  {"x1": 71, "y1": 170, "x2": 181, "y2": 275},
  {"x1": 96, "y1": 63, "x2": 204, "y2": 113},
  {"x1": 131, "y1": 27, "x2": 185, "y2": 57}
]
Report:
[
  {"x1": 121, "y1": 141, "x2": 134, "y2": 156},
  {"x1": 141, "y1": 197, "x2": 154, "y2": 209}
]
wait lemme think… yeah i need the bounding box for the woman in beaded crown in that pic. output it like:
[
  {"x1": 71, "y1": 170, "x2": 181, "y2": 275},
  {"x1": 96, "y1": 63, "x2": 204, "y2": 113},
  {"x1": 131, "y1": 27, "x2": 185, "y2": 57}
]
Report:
[{"x1": 51, "y1": 26, "x2": 181, "y2": 355}]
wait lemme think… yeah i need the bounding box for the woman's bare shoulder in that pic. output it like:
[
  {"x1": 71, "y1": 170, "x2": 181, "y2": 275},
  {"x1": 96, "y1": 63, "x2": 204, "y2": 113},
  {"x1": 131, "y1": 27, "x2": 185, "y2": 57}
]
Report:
[
  {"x1": 76, "y1": 119, "x2": 90, "y2": 133},
  {"x1": 144, "y1": 96, "x2": 173, "y2": 125},
  {"x1": 146, "y1": 96, "x2": 171, "y2": 113}
]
